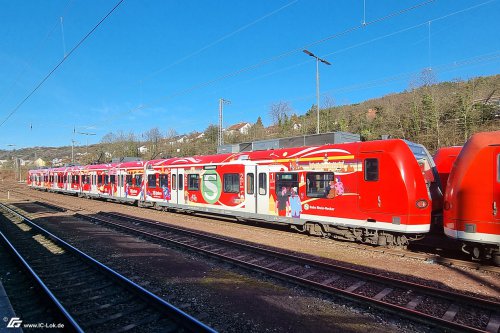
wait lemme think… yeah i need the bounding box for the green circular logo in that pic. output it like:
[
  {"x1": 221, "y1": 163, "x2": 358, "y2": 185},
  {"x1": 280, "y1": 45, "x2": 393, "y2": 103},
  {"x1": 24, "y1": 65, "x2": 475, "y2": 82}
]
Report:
[{"x1": 201, "y1": 170, "x2": 221, "y2": 204}]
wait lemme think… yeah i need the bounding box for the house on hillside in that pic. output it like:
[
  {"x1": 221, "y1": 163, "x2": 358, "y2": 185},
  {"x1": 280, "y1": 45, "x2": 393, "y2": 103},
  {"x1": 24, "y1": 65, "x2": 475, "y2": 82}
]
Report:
[
  {"x1": 138, "y1": 146, "x2": 148, "y2": 154},
  {"x1": 366, "y1": 108, "x2": 377, "y2": 121},
  {"x1": 33, "y1": 158, "x2": 46, "y2": 168},
  {"x1": 51, "y1": 158, "x2": 63, "y2": 167},
  {"x1": 226, "y1": 122, "x2": 251, "y2": 135}
]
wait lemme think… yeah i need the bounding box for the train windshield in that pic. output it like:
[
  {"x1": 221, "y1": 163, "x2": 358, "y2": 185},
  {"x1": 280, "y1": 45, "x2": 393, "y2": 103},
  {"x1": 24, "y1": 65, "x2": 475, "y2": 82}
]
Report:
[{"x1": 403, "y1": 140, "x2": 437, "y2": 184}]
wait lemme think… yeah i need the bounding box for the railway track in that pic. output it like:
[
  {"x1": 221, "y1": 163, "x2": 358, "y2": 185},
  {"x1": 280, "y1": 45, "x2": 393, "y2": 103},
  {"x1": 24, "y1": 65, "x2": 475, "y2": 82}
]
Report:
[
  {"x1": 0, "y1": 233, "x2": 78, "y2": 332},
  {"x1": 76, "y1": 210, "x2": 500, "y2": 333},
  {"x1": 10, "y1": 186, "x2": 500, "y2": 274},
  {"x1": 0, "y1": 202, "x2": 216, "y2": 333}
]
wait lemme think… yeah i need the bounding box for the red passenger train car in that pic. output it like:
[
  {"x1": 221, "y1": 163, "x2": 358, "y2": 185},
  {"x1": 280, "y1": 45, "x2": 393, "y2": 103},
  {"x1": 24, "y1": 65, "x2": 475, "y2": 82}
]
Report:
[
  {"x1": 443, "y1": 131, "x2": 500, "y2": 263},
  {"x1": 28, "y1": 139, "x2": 434, "y2": 247},
  {"x1": 434, "y1": 146, "x2": 462, "y2": 195}
]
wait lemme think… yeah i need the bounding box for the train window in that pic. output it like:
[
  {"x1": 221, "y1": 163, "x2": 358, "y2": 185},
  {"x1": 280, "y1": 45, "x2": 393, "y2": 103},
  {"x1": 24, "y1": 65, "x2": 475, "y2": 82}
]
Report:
[
  {"x1": 246, "y1": 173, "x2": 255, "y2": 195},
  {"x1": 105, "y1": 175, "x2": 110, "y2": 185},
  {"x1": 258, "y1": 173, "x2": 267, "y2": 195},
  {"x1": 172, "y1": 174, "x2": 177, "y2": 190},
  {"x1": 97, "y1": 175, "x2": 103, "y2": 186},
  {"x1": 134, "y1": 174, "x2": 143, "y2": 187},
  {"x1": 365, "y1": 158, "x2": 379, "y2": 181},
  {"x1": 159, "y1": 174, "x2": 168, "y2": 188},
  {"x1": 148, "y1": 174, "x2": 156, "y2": 187},
  {"x1": 224, "y1": 173, "x2": 240, "y2": 193},
  {"x1": 275, "y1": 173, "x2": 298, "y2": 196},
  {"x1": 188, "y1": 174, "x2": 199, "y2": 191},
  {"x1": 126, "y1": 175, "x2": 133, "y2": 186},
  {"x1": 178, "y1": 174, "x2": 184, "y2": 190},
  {"x1": 306, "y1": 172, "x2": 334, "y2": 198},
  {"x1": 110, "y1": 175, "x2": 116, "y2": 184}
]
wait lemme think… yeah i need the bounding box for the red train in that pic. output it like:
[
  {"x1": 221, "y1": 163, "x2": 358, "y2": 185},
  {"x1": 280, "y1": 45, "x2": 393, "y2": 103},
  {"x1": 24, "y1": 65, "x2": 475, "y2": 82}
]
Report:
[
  {"x1": 28, "y1": 139, "x2": 436, "y2": 247},
  {"x1": 434, "y1": 146, "x2": 462, "y2": 195},
  {"x1": 27, "y1": 131, "x2": 500, "y2": 263},
  {"x1": 442, "y1": 131, "x2": 500, "y2": 264}
]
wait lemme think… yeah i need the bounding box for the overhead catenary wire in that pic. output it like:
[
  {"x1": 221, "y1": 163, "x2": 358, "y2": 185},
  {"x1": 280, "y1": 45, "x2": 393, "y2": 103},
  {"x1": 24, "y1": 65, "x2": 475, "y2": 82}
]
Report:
[
  {"x1": 0, "y1": 0, "x2": 124, "y2": 129},
  {"x1": 140, "y1": 0, "x2": 299, "y2": 83},
  {"x1": 93, "y1": 0, "x2": 436, "y2": 128},
  {"x1": 0, "y1": 0, "x2": 75, "y2": 109}
]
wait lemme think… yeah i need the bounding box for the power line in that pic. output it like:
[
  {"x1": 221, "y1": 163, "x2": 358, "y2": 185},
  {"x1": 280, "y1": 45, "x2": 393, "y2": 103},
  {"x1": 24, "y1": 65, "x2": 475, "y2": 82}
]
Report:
[
  {"x1": 0, "y1": 0, "x2": 124, "y2": 129},
  {"x1": 0, "y1": 0, "x2": 75, "y2": 109},
  {"x1": 140, "y1": 0, "x2": 299, "y2": 83},
  {"x1": 100, "y1": 0, "x2": 435, "y2": 126}
]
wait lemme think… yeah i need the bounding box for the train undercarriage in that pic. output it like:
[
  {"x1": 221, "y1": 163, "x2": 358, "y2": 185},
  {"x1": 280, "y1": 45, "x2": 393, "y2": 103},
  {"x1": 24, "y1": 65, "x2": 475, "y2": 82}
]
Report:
[
  {"x1": 291, "y1": 222, "x2": 424, "y2": 248},
  {"x1": 461, "y1": 242, "x2": 500, "y2": 266}
]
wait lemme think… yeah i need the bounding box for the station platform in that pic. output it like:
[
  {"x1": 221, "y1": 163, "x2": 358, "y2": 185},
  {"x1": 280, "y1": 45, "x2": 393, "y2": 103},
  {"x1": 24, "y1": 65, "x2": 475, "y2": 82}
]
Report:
[{"x1": 0, "y1": 281, "x2": 22, "y2": 333}]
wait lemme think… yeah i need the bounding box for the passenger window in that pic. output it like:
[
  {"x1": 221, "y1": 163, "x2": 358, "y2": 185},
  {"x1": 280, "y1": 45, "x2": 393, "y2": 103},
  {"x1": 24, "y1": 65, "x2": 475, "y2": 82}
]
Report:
[
  {"x1": 246, "y1": 173, "x2": 254, "y2": 195},
  {"x1": 178, "y1": 174, "x2": 184, "y2": 190},
  {"x1": 224, "y1": 173, "x2": 240, "y2": 193},
  {"x1": 188, "y1": 174, "x2": 199, "y2": 191},
  {"x1": 148, "y1": 174, "x2": 156, "y2": 187},
  {"x1": 134, "y1": 174, "x2": 143, "y2": 187},
  {"x1": 172, "y1": 174, "x2": 177, "y2": 190},
  {"x1": 258, "y1": 173, "x2": 267, "y2": 195},
  {"x1": 126, "y1": 175, "x2": 133, "y2": 186},
  {"x1": 275, "y1": 173, "x2": 298, "y2": 196},
  {"x1": 306, "y1": 172, "x2": 334, "y2": 198},
  {"x1": 159, "y1": 174, "x2": 168, "y2": 188},
  {"x1": 364, "y1": 158, "x2": 379, "y2": 181},
  {"x1": 110, "y1": 175, "x2": 116, "y2": 184}
]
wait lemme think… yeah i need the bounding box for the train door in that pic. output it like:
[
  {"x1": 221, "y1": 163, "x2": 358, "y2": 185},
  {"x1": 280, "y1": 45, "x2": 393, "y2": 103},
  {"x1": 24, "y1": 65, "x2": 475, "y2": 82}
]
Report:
[
  {"x1": 494, "y1": 146, "x2": 500, "y2": 222},
  {"x1": 116, "y1": 171, "x2": 125, "y2": 198},
  {"x1": 91, "y1": 172, "x2": 97, "y2": 193},
  {"x1": 358, "y1": 153, "x2": 383, "y2": 213},
  {"x1": 256, "y1": 165, "x2": 278, "y2": 216},
  {"x1": 245, "y1": 165, "x2": 257, "y2": 214},
  {"x1": 171, "y1": 168, "x2": 185, "y2": 205}
]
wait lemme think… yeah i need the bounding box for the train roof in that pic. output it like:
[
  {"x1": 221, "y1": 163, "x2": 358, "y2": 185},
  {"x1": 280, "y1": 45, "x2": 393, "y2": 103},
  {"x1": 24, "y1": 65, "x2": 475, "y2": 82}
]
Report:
[{"x1": 30, "y1": 137, "x2": 435, "y2": 173}]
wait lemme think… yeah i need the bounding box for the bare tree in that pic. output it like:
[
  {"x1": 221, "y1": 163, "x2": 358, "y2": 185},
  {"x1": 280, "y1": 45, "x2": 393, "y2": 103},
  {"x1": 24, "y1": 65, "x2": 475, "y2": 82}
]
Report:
[{"x1": 269, "y1": 101, "x2": 292, "y2": 126}]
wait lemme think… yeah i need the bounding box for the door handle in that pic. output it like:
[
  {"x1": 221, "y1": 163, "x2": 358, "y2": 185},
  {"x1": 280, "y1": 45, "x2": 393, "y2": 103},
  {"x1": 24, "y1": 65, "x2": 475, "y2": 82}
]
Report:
[
  {"x1": 378, "y1": 195, "x2": 381, "y2": 208},
  {"x1": 494, "y1": 201, "x2": 498, "y2": 216}
]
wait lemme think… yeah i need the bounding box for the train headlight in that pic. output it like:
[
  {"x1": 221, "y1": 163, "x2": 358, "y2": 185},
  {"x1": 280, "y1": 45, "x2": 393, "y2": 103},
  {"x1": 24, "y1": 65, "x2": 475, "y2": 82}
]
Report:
[{"x1": 416, "y1": 199, "x2": 428, "y2": 209}]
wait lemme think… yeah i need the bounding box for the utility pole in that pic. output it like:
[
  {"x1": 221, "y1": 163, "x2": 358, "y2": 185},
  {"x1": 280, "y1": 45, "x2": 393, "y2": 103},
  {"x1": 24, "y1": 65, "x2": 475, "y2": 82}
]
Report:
[
  {"x1": 71, "y1": 139, "x2": 77, "y2": 164},
  {"x1": 303, "y1": 50, "x2": 331, "y2": 134},
  {"x1": 218, "y1": 98, "x2": 230, "y2": 146}
]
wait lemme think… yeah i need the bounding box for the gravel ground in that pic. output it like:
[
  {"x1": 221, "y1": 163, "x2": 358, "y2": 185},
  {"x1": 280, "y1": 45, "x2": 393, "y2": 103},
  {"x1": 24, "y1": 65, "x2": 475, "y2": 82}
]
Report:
[
  {"x1": 2, "y1": 183, "x2": 499, "y2": 332},
  {"x1": 31, "y1": 213, "x2": 423, "y2": 333}
]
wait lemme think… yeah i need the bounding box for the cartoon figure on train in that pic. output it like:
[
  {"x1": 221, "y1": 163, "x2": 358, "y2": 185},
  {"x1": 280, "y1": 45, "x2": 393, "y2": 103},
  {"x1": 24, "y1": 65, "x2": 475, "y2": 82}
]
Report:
[
  {"x1": 276, "y1": 186, "x2": 289, "y2": 216},
  {"x1": 288, "y1": 186, "x2": 302, "y2": 218}
]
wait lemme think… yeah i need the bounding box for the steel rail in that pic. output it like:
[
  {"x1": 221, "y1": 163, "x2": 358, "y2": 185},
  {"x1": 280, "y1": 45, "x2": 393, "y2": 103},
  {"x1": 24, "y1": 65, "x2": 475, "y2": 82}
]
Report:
[
  {"x1": 0, "y1": 230, "x2": 84, "y2": 333},
  {"x1": 19, "y1": 186, "x2": 500, "y2": 272},
  {"x1": 98, "y1": 211, "x2": 500, "y2": 311},
  {"x1": 0, "y1": 202, "x2": 216, "y2": 333},
  {"x1": 83, "y1": 211, "x2": 500, "y2": 333}
]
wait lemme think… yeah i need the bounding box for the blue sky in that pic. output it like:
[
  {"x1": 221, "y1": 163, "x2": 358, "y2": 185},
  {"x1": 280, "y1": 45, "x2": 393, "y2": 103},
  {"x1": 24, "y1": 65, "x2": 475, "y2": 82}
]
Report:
[{"x1": 0, "y1": 0, "x2": 499, "y2": 150}]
